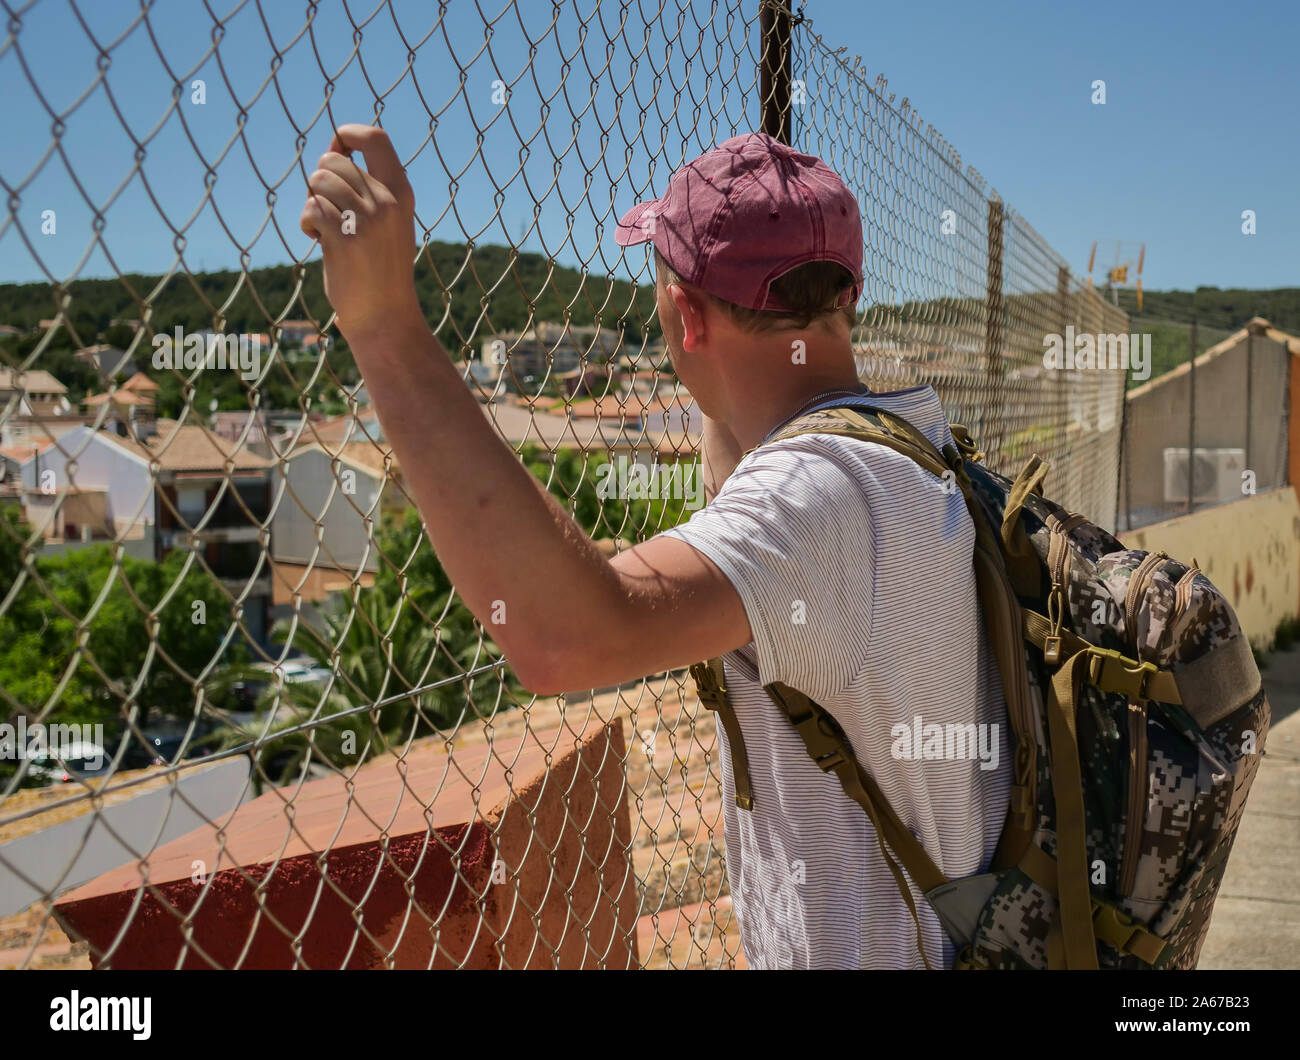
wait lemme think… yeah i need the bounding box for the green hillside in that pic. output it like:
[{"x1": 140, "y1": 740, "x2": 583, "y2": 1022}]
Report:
[
  {"x1": 0, "y1": 243, "x2": 660, "y2": 413},
  {"x1": 2, "y1": 249, "x2": 1293, "y2": 410},
  {"x1": 1113, "y1": 286, "x2": 1300, "y2": 387},
  {"x1": 1116, "y1": 286, "x2": 1300, "y2": 334}
]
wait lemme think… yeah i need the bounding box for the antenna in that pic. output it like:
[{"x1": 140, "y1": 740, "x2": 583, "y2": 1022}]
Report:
[{"x1": 1086, "y1": 240, "x2": 1145, "y2": 311}]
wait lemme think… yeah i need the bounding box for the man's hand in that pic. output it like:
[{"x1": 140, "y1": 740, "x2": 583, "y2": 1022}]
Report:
[{"x1": 299, "y1": 124, "x2": 421, "y2": 336}]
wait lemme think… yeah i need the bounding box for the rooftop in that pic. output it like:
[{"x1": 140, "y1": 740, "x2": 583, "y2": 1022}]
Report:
[
  {"x1": 0, "y1": 369, "x2": 68, "y2": 394},
  {"x1": 99, "y1": 423, "x2": 272, "y2": 472},
  {"x1": 1127, "y1": 317, "x2": 1300, "y2": 400}
]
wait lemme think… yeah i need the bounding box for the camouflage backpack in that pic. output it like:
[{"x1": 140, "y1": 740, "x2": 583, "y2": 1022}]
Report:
[{"x1": 690, "y1": 402, "x2": 1269, "y2": 969}]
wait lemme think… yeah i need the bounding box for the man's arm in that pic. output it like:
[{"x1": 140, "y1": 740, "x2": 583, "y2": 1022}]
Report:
[{"x1": 300, "y1": 125, "x2": 751, "y2": 693}]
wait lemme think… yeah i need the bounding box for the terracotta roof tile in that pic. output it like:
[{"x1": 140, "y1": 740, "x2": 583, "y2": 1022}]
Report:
[{"x1": 99, "y1": 424, "x2": 271, "y2": 471}]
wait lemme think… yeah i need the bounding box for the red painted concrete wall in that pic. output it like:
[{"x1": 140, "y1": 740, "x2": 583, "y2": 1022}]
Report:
[{"x1": 54, "y1": 719, "x2": 636, "y2": 969}]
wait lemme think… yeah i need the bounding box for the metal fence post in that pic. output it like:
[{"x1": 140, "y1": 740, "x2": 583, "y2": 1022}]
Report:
[
  {"x1": 760, "y1": 1, "x2": 793, "y2": 144},
  {"x1": 1187, "y1": 318, "x2": 1197, "y2": 512},
  {"x1": 1117, "y1": 361, "x2": 1130, "y2": 533},
  {"x1": 985, "y1": 197, "x2": 1005, "y2": 458},
  {"x1": 1057, "y1": 265, "x2": 1071, "y2": 459},
  {"x1": 1245, "y1": 328, "x2": 1254, "y2": 479}
]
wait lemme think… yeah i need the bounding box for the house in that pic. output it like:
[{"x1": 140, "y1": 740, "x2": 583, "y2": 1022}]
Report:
[
  {"x1": 0, "y1": 443, "x2": 37, "y2": 507},
  {"x1": 269, "y1": 438, "x2": 401, "y2": 625},
  {"x1": 16, "y1": 421, "x2": 275, "y2": 644},
  {"x1": 478, "y1": 323, "x2": 626, "y2": 388},
  {"x1": 75, "y1": 343, "x2": 135, "y2": 380},
  {"x1": 1119, "y1": 317, "x2": 1297, "y2": 529},
  {"x1": 80, "y1": 372, "x2": 162, "y2": 441},
  {"x1": 271, "y1": 440, "x2": 398, "y2": 571},
  {"x1": 555, "y1": 365, "x2": 611, "y2": 399},
  {"x1": 120, "y1": 372, "x2": 160, "y2": 400},
  {"x1": 277, "y1": 320, "x2": 318, "y2": 346},
  {"x1": 304, "y1": 407, "x2": 386, "y2": 448},
  {"x1": 0, "y1": 368, "x2": 71, "y2": 410},
  {"x1": 480, "y1": 392, "x2": 699, "y2": 461},
  {"x1": 0, "y1": 368, "x2": 85, "y2": 449},
  {"x1": 211, "y1": 410, "x2": 272, "y2": 456}
]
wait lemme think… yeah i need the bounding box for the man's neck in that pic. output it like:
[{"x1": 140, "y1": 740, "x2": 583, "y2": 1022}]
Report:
[{"x1": 726, "y1": 369, "x2": 866, "y2": 454}]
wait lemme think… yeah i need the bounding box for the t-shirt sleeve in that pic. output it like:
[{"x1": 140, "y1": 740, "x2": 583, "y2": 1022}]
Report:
[{"x1": 660, "y1": 436, "x2": 874, "y2": 703}]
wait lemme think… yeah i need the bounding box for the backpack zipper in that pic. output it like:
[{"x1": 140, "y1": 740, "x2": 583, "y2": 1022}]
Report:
[
  {"x1": 1120, "y1": 700, "x2": 1148, "y2": 896},
  {"x1": 1173, "y1": 561, "x2": 1201, "y2": 627},
  {"x1": 1117, "y1": 550, "x2": 1168, "y2": 897},
  {"x1": 1124, "y1": 550, "x2": 1168, "y2": 651}
]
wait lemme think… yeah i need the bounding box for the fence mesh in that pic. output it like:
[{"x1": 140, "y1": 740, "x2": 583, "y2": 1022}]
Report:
[
  {"x1": 0, "y1": 0, "x2": 1126, "y2": 970},
  {"x1": 1116, "y1": 314, "x2": 1293, "y2": 531},
  {"x1": 792, "y1": 21, "x2": 1130, "y2": 530}
]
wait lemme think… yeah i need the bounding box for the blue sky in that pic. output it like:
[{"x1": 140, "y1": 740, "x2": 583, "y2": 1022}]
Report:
[{"x1": 0, "y1": 0, "x2": 1294, "y2": 295}]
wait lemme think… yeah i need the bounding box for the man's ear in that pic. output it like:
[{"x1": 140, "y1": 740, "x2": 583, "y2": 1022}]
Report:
[{"x1": 667, "y1": 283, "x2": 708, "y2": 352}]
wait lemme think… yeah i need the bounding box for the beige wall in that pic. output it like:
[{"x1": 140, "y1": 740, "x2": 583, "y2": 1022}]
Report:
[
  {"x1": 1120, "y1": 486, "x2": 1300, "y2": 647},
  {"x1": 1121, "y1": 332, "x2": 1290, "y2": 522},
  {"x1": 272, "y1": 447, "x2": 383, "y2": 572}
]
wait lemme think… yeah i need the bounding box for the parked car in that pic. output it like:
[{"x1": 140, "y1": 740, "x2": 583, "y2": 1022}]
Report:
[
  {"x1": 25, "y1": 741, "x2": 112, "y2": 784},
  {"x1": 121, "y1": 725, "x2": 217, "y2": 770},
  {"x1": 242, "y1": 660, "x2": 335, "y2": 707}
]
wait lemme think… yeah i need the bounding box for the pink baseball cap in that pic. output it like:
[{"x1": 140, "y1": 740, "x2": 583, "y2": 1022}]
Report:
[{"x1": 615, "y1": 132, "x2": 864, "y2": 312}]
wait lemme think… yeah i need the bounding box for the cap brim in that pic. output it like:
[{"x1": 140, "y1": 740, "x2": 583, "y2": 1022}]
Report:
[{"x1": 614, "y1": 199, "x2": 662, "y2": 247}]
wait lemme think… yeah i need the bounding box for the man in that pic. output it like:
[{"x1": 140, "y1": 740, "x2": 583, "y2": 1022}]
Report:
[{"x1": 300, "y1": 127, "x2": 1010, "y2": 969}]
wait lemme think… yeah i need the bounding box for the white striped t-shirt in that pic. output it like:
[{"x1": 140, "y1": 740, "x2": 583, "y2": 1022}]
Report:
[{"x1": 662, "y1": 385, "x2": 1011, "y2": 969}]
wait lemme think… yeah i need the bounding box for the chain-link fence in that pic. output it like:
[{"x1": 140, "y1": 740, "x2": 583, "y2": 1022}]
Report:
[
  {"x1": 1117, "y1": 313, "x2": 1293, "y2": 532},
  {"x1": 791, "y1": 19, "x2": 1130, "y2": 530},
  {"x1": 0, "y1": 0, "x2": 1127, "y2": 969}
]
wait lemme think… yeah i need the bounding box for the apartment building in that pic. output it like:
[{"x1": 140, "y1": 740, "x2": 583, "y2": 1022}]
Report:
[
  {"x1": 477, "y1": 322, "x2": 625, "y2": 388},
  {"x1": 0, "y1": 368, "x2": 85, "y2": 449},
  {"x1": 17, "y1": 419, "x2": 274, "y2": 645}
]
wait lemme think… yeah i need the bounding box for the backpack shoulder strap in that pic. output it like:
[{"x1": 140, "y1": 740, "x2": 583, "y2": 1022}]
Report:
[
  {"x1": 762, "y1": 681, "x2": 947, "y2": 895},
  {"x1": 689, "y1": 658, "x2": 754, "y2": 810},
  {"x1": 769, "y1": 404, "x2": 1042, "y2": 863},
  {"x1": 688, "y1": 655, "x2": 947, "y2": 969},
  {"x1": 764, "y1": 679, "x2": 947, "y2": 969},
  {"x1": 759, "y1": 404, "x2": 958, "y2": 480}
]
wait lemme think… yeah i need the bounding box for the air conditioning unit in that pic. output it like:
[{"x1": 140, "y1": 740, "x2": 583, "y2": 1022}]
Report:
[{"x1": 1162, "y1": 448, "x2": 1246, "y2": 504}]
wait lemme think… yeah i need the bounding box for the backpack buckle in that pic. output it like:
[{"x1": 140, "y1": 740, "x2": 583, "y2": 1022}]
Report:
[
  {"x1": 689, "y1": 661, "x2": 725, "y2": 709},
  {"x1": 1091, "y1": 900, "x2": 1167, "y2": 964},
  {"x1": 1086, "y1": 648, "x2": 1158, "y2": 701}
]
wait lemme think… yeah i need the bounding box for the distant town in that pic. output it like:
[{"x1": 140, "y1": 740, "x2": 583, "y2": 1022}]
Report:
[{"x1": 0, "y1": 319, "x2": 702, "y2": 653}]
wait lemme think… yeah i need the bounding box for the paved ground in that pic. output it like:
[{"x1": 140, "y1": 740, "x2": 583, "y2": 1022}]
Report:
[{"x1": 1199, "y1": 645, "x2": 1300, "y2": 969}]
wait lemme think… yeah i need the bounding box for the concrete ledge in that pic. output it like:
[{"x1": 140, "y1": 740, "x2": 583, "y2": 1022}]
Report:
[{"x1": 53, "y1": 718, "x2": 636, "y2": 969}]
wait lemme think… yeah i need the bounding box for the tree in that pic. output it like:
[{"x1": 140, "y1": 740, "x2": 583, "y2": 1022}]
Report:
[
  {"x1": 207, "y1": 506, "x2": 516, "y2": 790},
  {"x1": 0, "y1": 504, "x2": 29, "y2": 589},
  {"x1": 0, "y1": 544, "x2": 244, "y2": 733},
  {"x1": 522, "y1": 444, "x2": 696, "y2": 543}
]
